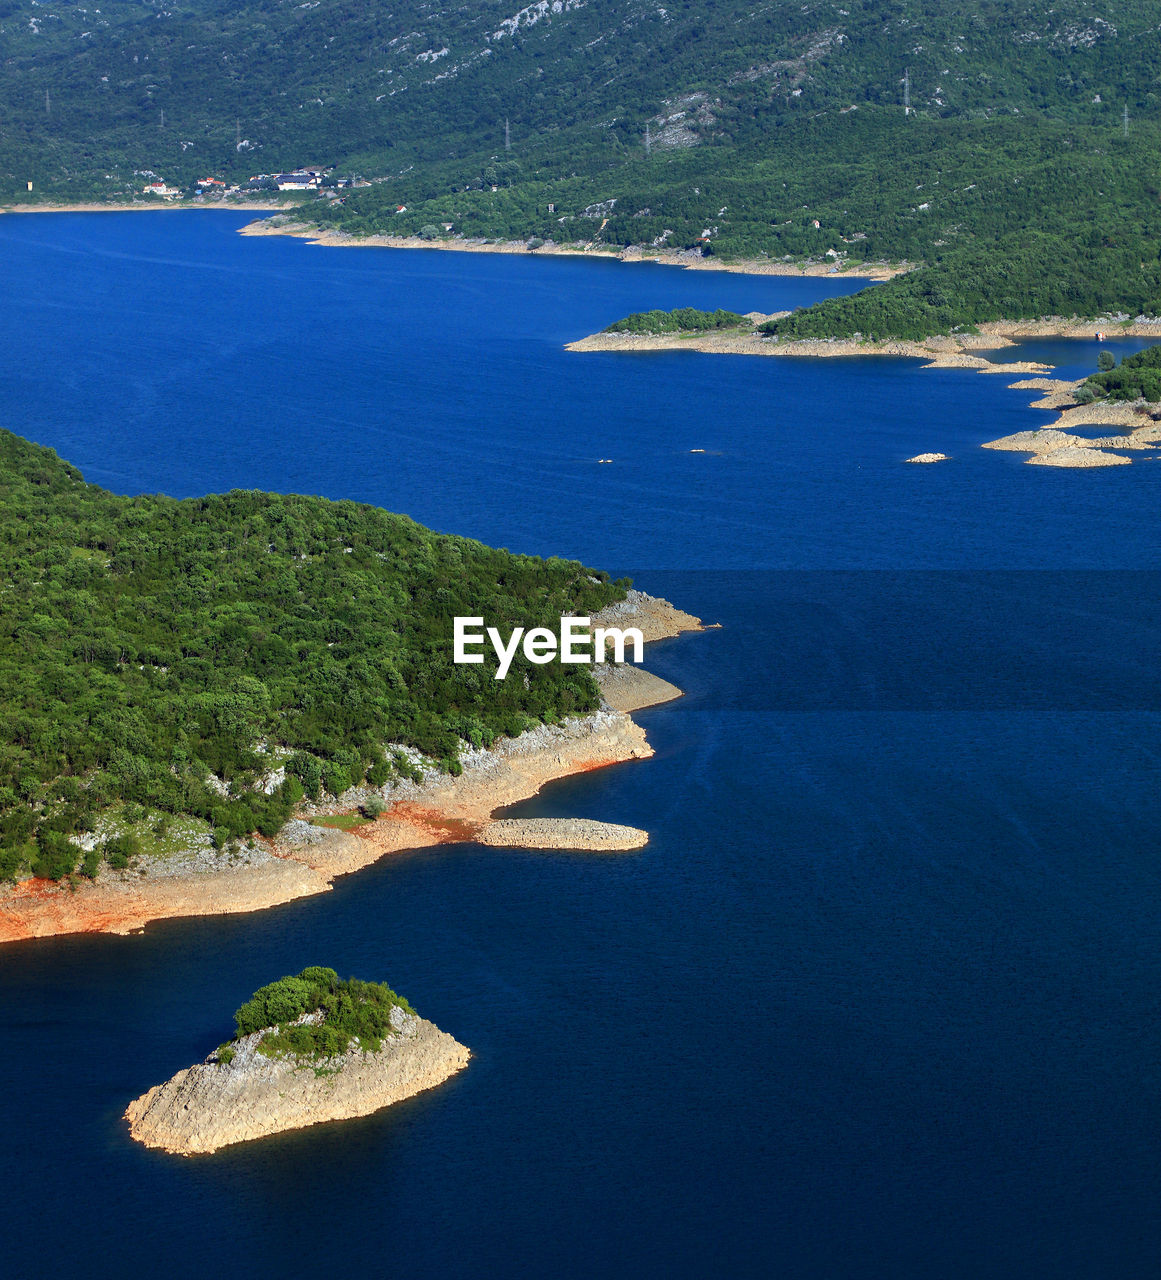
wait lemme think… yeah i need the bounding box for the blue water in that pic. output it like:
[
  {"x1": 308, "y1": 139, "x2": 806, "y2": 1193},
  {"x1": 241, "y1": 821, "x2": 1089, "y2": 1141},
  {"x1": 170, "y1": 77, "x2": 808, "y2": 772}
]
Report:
[{"x1": 1, "y1": 212, "x2": 1159, "y2": 1279}]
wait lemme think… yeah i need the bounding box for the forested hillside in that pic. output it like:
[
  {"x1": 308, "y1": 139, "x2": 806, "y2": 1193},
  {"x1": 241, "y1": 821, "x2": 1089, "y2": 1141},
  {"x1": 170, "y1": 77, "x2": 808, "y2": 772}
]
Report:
[
  {"x1": 0, "y1": 429, "x2": 624, "y2": 882},
  {"x1": 5, "y1": 2, "x2": 1161, "y2": 336},
  {"x1": 4, "y1": 1, "x2": 1159, "y2": 196}
]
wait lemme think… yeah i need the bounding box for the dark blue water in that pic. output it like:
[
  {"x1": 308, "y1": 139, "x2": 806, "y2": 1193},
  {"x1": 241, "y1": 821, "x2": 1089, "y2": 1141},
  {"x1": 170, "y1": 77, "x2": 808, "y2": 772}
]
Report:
[{"x1": 2, "y1": 212, "x2": 1159, "y2": 1279}]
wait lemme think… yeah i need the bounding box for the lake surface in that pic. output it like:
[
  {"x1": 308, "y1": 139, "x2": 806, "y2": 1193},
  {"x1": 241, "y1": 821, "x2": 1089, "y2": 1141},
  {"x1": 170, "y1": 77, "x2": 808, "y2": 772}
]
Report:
[{"x1": 1, "y1": 212, "x2": 1159, "y2": 1279}]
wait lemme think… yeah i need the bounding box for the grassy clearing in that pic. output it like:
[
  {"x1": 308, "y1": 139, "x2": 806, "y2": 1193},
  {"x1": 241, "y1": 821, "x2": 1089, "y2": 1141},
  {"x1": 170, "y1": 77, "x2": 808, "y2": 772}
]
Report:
[{"x1": 310, "y1": 813, "x2": 371, "y2": 830}]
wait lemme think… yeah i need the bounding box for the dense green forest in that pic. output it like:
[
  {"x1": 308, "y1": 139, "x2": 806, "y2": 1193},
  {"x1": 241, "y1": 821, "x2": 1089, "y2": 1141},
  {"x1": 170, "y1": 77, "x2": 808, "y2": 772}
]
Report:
[
  {"x1": 7, "y1": 3, "x2": 1161, "y2": 334},
  {"x1": 606, "y1": 307, "x2": 747, "y2": 335},
  {"x1": 0, "y1": 429, "x2": 625, "y2": 883},
  {"x1": 219, "y1": 966, "x2": 413, "y2": 1062},
  {"x1": 1085, "y1": 343, "x2": 1161, "y2": 401}
]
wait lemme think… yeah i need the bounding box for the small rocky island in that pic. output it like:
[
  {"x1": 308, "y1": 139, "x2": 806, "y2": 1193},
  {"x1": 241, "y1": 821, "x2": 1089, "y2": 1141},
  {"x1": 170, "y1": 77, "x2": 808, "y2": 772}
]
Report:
[{"x1": 125, "y1": 967, "x2": 469, "y2": 1155}]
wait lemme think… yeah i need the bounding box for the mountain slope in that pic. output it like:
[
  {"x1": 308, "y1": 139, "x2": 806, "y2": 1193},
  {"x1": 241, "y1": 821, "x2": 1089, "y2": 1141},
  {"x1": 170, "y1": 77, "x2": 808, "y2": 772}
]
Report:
[
  {"x1": 5, "y1": 3, "x2": 1161, "y2": 333},
  {"x1": 4, "y1": 1, "x2": 1160, "y2": 194}
]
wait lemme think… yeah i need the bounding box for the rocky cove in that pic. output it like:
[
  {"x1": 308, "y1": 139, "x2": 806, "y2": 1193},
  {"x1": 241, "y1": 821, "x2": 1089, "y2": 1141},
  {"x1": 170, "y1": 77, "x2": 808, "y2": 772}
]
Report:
[{"x1": 567, "y1": 318, "x2": 1161, "y2": 468}]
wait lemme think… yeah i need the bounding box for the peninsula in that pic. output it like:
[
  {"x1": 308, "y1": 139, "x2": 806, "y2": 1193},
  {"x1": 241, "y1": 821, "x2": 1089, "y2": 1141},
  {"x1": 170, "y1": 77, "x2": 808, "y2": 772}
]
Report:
[
  {"x1": 0, "y1": 591, "x2": 700, "y2": 942},
  {"x1": 0, "y1": 424, "x2": 704, "y2": 942},
  {"x1": 569, "y1": 310, "x2": 1161, "y2": 468},
  {"x1": 569, "y1": 309, "x2": 1161, "y2": 365},
  {"x1": 236, "y1": 217, "x2": 908, "y2": 281},
  {"x1": 125, "y1": 967, "x2": 469, "y2": 1155}
]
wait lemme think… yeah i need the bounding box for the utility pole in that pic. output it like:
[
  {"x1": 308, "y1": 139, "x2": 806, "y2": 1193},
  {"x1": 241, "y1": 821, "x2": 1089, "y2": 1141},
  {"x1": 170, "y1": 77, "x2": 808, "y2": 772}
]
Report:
[
  {"x1": 45, "y1": 88, "x2": 51, "y2": 117},
  {"x1": 160, "y1": 108, "x2": 165, "y2": 130},
  {"x1": 645, "y1": 122, "x2": 652, "y2": 156},
  {"x1": 1123, "y1": 103, "x2": 1129, "y2": 137},
  {"x1": 235, "y1": 119, "x2": 241, "y2": 150},
  {"x1": 504, "y1": 117, "x2": 511, "y2": 152},
  {"x1": 903, "y1": 67, "x2": 911, "y2": 116}
]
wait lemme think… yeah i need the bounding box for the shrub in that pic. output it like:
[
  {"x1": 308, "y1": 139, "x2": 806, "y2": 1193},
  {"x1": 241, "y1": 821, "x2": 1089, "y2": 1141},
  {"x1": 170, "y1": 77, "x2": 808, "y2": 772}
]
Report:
[
  {"x1": 106, "y1": 831, "x2": 140, "y2": 858},
  {"x1": 361, "y1": 796, "x2": 383, "y2": 820},
  {"x1": 321, "y1": 762, "x2": 351, "y2": 798},
  {"x1": 606, "y1": 307, "x2": 747, "y2": 335},
  {"x1": 1097, "y1": 350, "x2": 1116, "y2": 372},
  {"x1": 280, "y1": 774, "x2": 304, "y2": 807},
  {"x1": 32, "y1": 831, "x2": 78, "y2": 880},
  {"x1": 289, "y1": 753, "x2": 322, "y2": 801},
  {"x1": 229, "y1": 967, "x2": 412, "y2": 1059},
  {"x1": 234, "y1": 974, "x2": 326, "y2": 1036},
  {"x1": 0, "y1": 843, "x2": 25, "y2": 882},
  {"x1": 255, "y1": 808, "x2": 283, "y2": 838}
]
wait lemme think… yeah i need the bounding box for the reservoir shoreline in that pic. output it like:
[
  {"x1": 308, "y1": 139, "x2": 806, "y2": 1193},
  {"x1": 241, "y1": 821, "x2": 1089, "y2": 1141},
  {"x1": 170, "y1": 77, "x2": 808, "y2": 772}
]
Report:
[
  {"x1": 0, "y1": 593, "x2": 703, "y2": 944},
  {"x1": 566, "y1": 318, "x2": 1161, "y2": 360},
  {"x1": 1, "y1": 200, "x2": 290, "y2": 215},
  {"x1": 2, "y1": 204, "x2": 909, "y2": 278},
  {"x1": 567, "y1": 321, "x2": 1161, "y2": 467},
  {"x1": 235, "y1": 216, "x2": 911, "y2": 280}
]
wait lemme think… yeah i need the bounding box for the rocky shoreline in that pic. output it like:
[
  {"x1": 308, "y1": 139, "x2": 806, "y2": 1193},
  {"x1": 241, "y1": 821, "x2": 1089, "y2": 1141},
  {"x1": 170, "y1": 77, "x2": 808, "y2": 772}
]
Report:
[
  {"x1": 568, "y1": 318, "x2": 1161, "y2": 467},
  {"x1": 0, "y1": 592, "x2": 703, "y2": 943},
  {"x1": 2, "y1": 205, "x2": 908, "y2": 278},
  {"x1": 125, "y1": 1005, "x2": 469, "y2": 1156},
  {"x1": 567, "y1": 316, "x2": 1161, "y2": 363},
  {"x1": 568, "y1": 318, "x2": 1111, "y2": 370},
  {"x1": 2, "y1": 200, "x2": 288, "y2": 215},
  {"x1": 972, "y1": 372, "x2": 1161, "y2": 466},
  {"x1": 237, "y1": 217, "x2": 909, "y2": 280}
]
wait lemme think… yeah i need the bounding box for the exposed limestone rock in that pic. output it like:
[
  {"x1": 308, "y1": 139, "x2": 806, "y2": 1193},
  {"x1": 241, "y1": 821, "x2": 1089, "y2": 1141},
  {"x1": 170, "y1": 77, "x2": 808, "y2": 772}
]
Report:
[
  {"x1": 981, "y1": 429, "x2": 1086, "y2": 453},
  {"x1": 479, "y1": 817, "x2": 648, "y2": 851},
  {"x1": 590, "y1": 588, "x2": 703, "y2": 643},
  {"x1": 593, "y1": 663, "x2": 683, "y2": 712},
  {"x1": 1025, "y1": 446, "x2": 1132, "y2": 467},
  {"x1": 125, "y1": 1006, "x2": 469, "y2": 1156},
  {"x1": 982, "y1": 425, "x2": 1146, "y2": 465}
]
